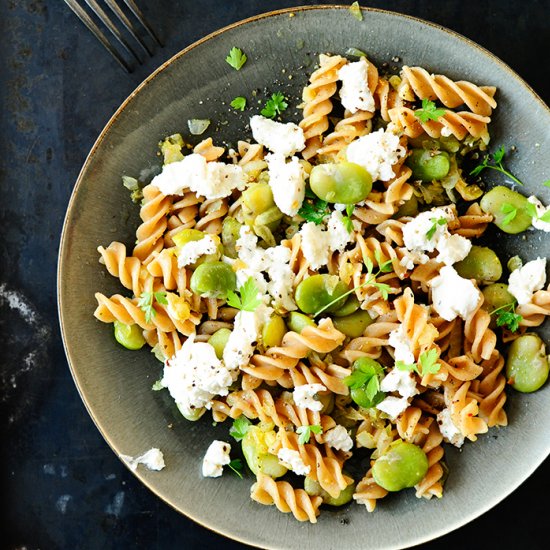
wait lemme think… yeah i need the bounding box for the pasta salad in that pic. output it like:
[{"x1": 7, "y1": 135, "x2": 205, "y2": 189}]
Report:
[{"x1": 94, "y1": 50, "x2": 550, "y2": 523}]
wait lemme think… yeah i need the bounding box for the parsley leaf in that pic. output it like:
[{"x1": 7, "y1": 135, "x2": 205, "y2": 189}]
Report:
[
  {"x1": 298, "y1": 197, "x2": 330, "y2": 224},
  {"x1": 342, "y1": 204, "x2": 355, "y2": 233},
  {"x1": 225, "y1": 47, "x2": 247, "y2": 70},
  {"x1": 230, "y1": 96, "x2": 247, "y2": 111},
  {"x1": 539, "y1": 210, "x2": 550, "y2": 223},
  {"x1": 296, "y1": 424, "x2": 323, "y2": 445},
  {"x1": 228, "y1": 458, "x2": 244, "y2": 478},
  {"x1": 349, "y1": 1, "x2": 363, "y2": 21},
  {"x1": 469, "y1": 146, "x2": 524, "y2": 186},
  {"x1": 491, "y1": 302, "x2": 522, "y2": 332},
  {"x1": 543, "y1": 180, "x2": 550, "y2": 188},
  {"x1": 226, "y1": 277, "x2": 262, "y2": 312},
  {"x1": 344, "y1": 358, "x2": 385, "y2": 408},
  {"x1": 414, "y1": 98, "x2": 446, "y2": 123},
  {"x1": 500, "y1": 203, "x2": 518, "y2": 226},
  {"x1": 229, "y1": 416, "x2": 251, "y2": 441},
  {"x1": 426, "y1": 217, "x2": 447, "y2": 240},
  {"x1": 261, "y1": 92, "x2": 288, "y2": 119},
  {"x1": 374, "y1": 249, "x2": 393, "y2": 273},
  {"x1": 396, "y1": 349, "x2": 441, "y2": 376},
  {"x1": 138, "y1": 291, "x2": 167, "y2": 323}
]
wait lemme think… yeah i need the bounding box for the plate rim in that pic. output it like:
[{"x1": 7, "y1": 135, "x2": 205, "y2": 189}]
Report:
[{"x1": 57, "y1": 5, "x2": 550, "y2": 549}]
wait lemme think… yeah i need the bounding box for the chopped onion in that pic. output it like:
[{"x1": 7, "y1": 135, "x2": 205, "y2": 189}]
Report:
[{"x1": 187, "y1": 119, "x2": 211, "y2": 135}]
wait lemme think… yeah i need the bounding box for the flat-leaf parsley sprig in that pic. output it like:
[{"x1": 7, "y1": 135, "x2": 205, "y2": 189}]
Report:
[
  {"x1": 261, "y1": 92, "x2": 288, "y2": 119},
  {"x1": 226, "y1": 277, "x2": 263, "y2": 312},
  {"x1": 470, "y1": 145, "x2": 524, "y2": 186},
  {"x1": 396, "y1": 348, "x2": 441, "y2": 376},
  {"x1": 228, "y1": 458, "x2": 244, "y2": 479},
  {"x1": 225, "y1": 47, "x2": 247, "y2": 70},
  {"x1": 298, "y1": 193, "x2": 330, "y2": 225},
  {"x1": 229, "y1": 416, "x2": 252, "y2": 441},
  {"x1": 426, "y1": 216, "x2": 447, "y2": 240},
  {"x1": 415, "y1": 98, "x2": 446, "y2": 123},
  {"x1": 230, "y1": 96, "x2": 247, "y2": 111},
  {"x1": 490, "y1": 302, "x2": 523, "y2": 333},
  {"x1": 138, "y1": 291, "x2": 168, "y2": 323},
  {"x1": 296, "y1": 424, "x2": 323, "y2": 444}
]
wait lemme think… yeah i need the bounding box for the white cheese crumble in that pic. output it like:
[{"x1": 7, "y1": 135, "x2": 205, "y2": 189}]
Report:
[
  {"x1": 388, "y1": 325, "x2": 415, "y2": 364},
  {"x1": 202, "y1": 440, "x2": 231, "y2": 478},
  {"x1": 265, "y1": 153, "x2": 306, "y2": 216},
  {"x1": 293, "y1": 383, "x2": 327, "y2": 411},
  {"x1": 120, "y1": 448, "x2": 165, "y2": 472},
  {"x1": 250, "y1": 115, "x2": 306, "y2": 157},
  {"x1": 436, "y1": 408, "x2": 464, "y2": 448},
  {"x1": 177, "y1": 235, "x2": 217, "y2": 268},
  {"x1": 399, "y1": 249, "x2": 429, "y2": 270},
  {"x1": 299, "y1": 211, "x2": 353, "y2": 270},
  {"x1": 528, "y1": 196, "x2": 550, "y2": 232},
  {"x1": 376, "y1": 395, "x2": 409, "y2": 420},
  {"x1": 324, "y1": 425, "x2": 354, "y2": 452},
  {"x1": 345, "y1": 126, "x2": 406, "y2": 182},
  {"x1": 277, "y1": 448, "x2": 310, "y2": 475},
  {"x1": 430, "y1": 265, "x2": 482, "y2": 321},
  {"x1": 508, "y1": 257, "x2": 547, "y2": 305},
  {"x1": 402, "y1": 206, "x2": 471, "y2": 267},
  {"x1": 161, "y1": 335, "x2": 234, "y2": 417},
  {"x1": 380, "y1": 367, "x2": 419, "y2": 398},
  {"x1": 151, "y1": 153, "x2": 245, "y2": 199},
  {"x1": 338, "y1": 57, "x2": 375, "y2": 114}
]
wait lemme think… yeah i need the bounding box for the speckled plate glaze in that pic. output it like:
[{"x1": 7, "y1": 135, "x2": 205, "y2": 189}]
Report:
[{"x1": 58, "y1": 6, "x2": 550, "y2": 549}]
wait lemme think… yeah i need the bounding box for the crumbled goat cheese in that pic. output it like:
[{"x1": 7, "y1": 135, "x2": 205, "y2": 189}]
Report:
[
  {"x1": 223, "y1": 304, "x2": 273, "y2": 371},
  {"x1": 430, "y1": 265, "x2": 482, "y2": 321},
  {"x1": 277, "y1": 448, "x2": 311, "y2": 475},
  {"x1": 324, "y1": 425, "x2": 354, "y2": 452},
  {"x1": 120, "y1": 448, "x2": 165, "y2": 472},
  {"x1": 161, "y1": 335, "x2": 234, "y2": 417},
  {"x1": 265, "y1": 153, "x2": 306, "y2": 216},
  {"x1": 376, "y1": 395, "x2": 410, "y2": 420},
  {"x1": 202, "y1": 440, "x2": 231, "y2": 478},
  {"x1": 508, "y1": 257, "x2": 547, "y2": 305},
  {"x1": 299, "y1": 211, "x2": 353, "y2": 269},
  {"x1": 250, "y1": 115, "x2": 306, "y2": 157},
  {"x1": 234, "y1": 226, "x2": 297, "y2": 310},
  {"x1": 151, "y1": 153, "x2": 245, "y2": 199},
  {"x1": 388, "y1": 325, "x2": 415, "y2": 364},
  {"x1": 402, "y1": 206, "x2": 471, "y2": 267},
  {"x1": 293, "y1": 383, "x2": 327, "y2": 411},
  {"x1": 399, "y1": 249, "x2": 429, "y2": 270},
  {"x1": 437, "y1": 408, "x2": 464, "y2": 448},
  {"x1": 346, "y1": 126, "x2": 406, "y2": 182},
  {"x1": 528, "y1": 196, "x2": 550, "y2": 232},
  {"x1": 380, "y1": 367, "x2": 419, "y2": 398},
  {"x1": 177, "y1": 235, "x2": 217, "y2": 267},
  {"x1": 338, "y1": 57, "x2": 375, "y2": 114}
]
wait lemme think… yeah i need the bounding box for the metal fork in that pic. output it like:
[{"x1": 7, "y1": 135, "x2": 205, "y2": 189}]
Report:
[{"x1": 64, "y1": 0, "x2": 162, "y2": 72}]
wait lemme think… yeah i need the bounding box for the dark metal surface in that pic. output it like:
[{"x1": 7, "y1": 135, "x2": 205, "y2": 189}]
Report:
[{"x1": 1, "y1": 1, "x2": 548, "y2": 548}]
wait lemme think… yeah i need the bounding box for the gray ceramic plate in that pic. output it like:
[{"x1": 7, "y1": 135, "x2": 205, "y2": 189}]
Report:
[{"x1": 58, "y1": 5, "x2": 550, "y2": 549}]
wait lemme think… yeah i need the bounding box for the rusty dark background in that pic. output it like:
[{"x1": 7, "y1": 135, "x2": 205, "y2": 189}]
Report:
[{"x1": 1, "y1": 0, "x2": 549, "y2": 548}]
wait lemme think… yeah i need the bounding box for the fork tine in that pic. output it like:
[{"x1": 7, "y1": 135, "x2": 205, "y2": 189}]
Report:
[
  {"x1": 123, "y1": 0, "x2": 163, "y2": 47},
  {"x1": 64, "y1": 0, "x2": 132, "y2": 72},
  {"x1": 103, "y1": 0, "x2": 153, "y2": 57},
  {"x1": 84, "y1": 0, "x2": 142, "y2": 64}
]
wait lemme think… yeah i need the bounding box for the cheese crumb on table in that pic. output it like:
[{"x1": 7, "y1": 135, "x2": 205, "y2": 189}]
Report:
[
  {"x1": 120, "y1": 448, "x2": 165, "y2": 472},
  {"x1": 202, "y1": 440, "x2": 231, "y2": 478}
]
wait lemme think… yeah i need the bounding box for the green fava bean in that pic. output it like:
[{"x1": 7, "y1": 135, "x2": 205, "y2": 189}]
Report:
[
  {"x1": 454, "y1": 245, "x2": 502, "y2": 283},
  {"x1": 310, "y1": 162, "x2": 372, "y2": 204},
  {"x1": 394, "y1": 195, "x2": 419, "y2": 218},
  {"x1": 332, "y1": 309, "x2": 374, "y2": 338},
  {"x1": 295, "y1": 274, "x2": 349, "y2": 314},
  {"x1": 177, "y1": 403, "x2": 205, "y2": 421},
  {"x1": 482, "y1": 283, "x2": 515, "y2": 314},
  {"x1": 114, "y1": 321, "x2": 146, "y2": 350},
  {"x1": 242, "y1": 426, "x2": 287, "y2": 478},
  {"x1": 372, "y1": 441, "x2": 429, "y2": 492},
  {"x1": 287, "y1": 312, "x2": 316, "y2": 334},
  {"x1": 208, "y1": 328, "x2": 232, "y2": 359},
  {"x1": 332, "y1": 294, "x2": 360, "y2": 317},
  {"x1": 506, "y1": 334, "x2": 549, "y2": 393},
  {"x1": 221, "y1": 217, "x2": 242, "y2": 259},
  {"x1": 406, "y1": 149, "x2": 451, "y2": 182},
  {"x1": 190, "y1": 261, "x2": 236, "y2": 299},
  {"x1": 262, "y1": 314, "x2": 286, "y2": 348},
  {"x1": 480, "y1": 186, "x2": 532, "y2": 234},
  {"x1": 304, "y1": 477, "x2": 356, "y2": 506}
]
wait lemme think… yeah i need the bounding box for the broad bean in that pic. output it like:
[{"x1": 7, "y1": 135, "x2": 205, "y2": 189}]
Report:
[
  {"x1": 189, "y1": 261, "x2": 236, "y2": 299},
  {"x1": 287, "y1": 312, "x2": 315, "y2": 334},
  {"x1": 482, "y1": 283, "x2": 515, "y2": 314},
  {"x1": 242, "y1": 425, "x2": 287, "y2": 478},
  {"x1": 406, "y1": 149, "x2": 450, "y2": 181},
  {"x1": 242, "y1": 182, "x2": 282, "y2": 230},
  {"x1": 372, "y1": 440, "x2": 429, "y2": 492},
  {"x1": 332, "y1": 309, "x2": 374, "y2": 338},
  {"x1": 262, "y1": 314, "x2": 286, "y2": 348},
  {"x1": 177, "y1": 403, "x2": 205, "y2": 422},
  {"x1": 208, "y1": 328, "x2": 232, "y2": 359},
  {"x1": 454, "y1": 245, "x2": 502, "y2": 283},
  {"x1": 113, "y1": 320, "x2": 146, "y2": 350},
  {"x1": 309, "y1": 162, "x2": 372, "y2": 204},
  {"x1": 480, "y1": 186, "x2": 532, "y2": 234},
  {"x1": 173, "y1": 228, "x2": 221, "y2": 264},
  {"x1": 295, "y1": 274, "x2": 349, "y2": 314},
  {"x1": 221, "y1": 217, "x2": 242, "y2": 259},
  {"x1": 304, "y1": 477, "x2": 356, "y2": 506},
  {"x1": 332, "y1": 294, "x2": 360, "y2": 317},
  {"x1": 394, "y1": 195, "x2": 419, "y2": 218},
  {"x1": 506, "y1": 333, "x2": 549, "y2": 393}
]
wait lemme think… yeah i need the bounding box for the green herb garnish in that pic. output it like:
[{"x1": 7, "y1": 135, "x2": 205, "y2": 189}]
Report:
[
  {"x1": 396, "y1": 348, "x2": 441, "y2": 376},
  {"x1": 229, "y1": 416, "x2": 252, "y2": 441},
  {"x1": 225, "y1": 47, "x2": 247, "y2": 70},
  {"x1": 491, "y1": 302, "x2": 522, "y2": 332},
  {"x1": 344, "y1": 358, "x2": 385, "y2": 408},
  {"x1": 426, "y1": 217, "x2": 447, "y2": 240},
  {"x1": 226, "y1": 277, "x2": 262, "y2": 312},
  {"x1": 543, "y1": 180, "x2": 550, "y2": 188},
  {"x1": 349, "y1": 1, "x2": 363, "y2": 21},
  {"x1": 261, "y1": 92, "x2": 288, "y2": 119},
  {"x1": 415, "y1": 98, "x2": 446, "y2": 123},
  {"x1": 228, "y1": 458, "x2": 244, "y2": 478},
  {"x1": 298, "y1": 196, "x2": 330, "y2": 225},
  {"x1": 342, "y1": 204, "x2": 355, "y2": 233},
  {"x1": 296, "y1": 424, "x2": 323, "y2": 445},
  {"x1": 151, "y1": 380, "x2": 164, "y2": 391},
  {"x1": 138, "y1": 291, "x2": 168, "y2": 323},
  {"x1": 470, "y1": 146, "x2": 524, "y2": 186},
  {"x1": 500, "y1": 203, "x2": 518, "y2": 226},
  {"x1": 230, "y1": 96, "x2": 247, "y2": 111}
]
